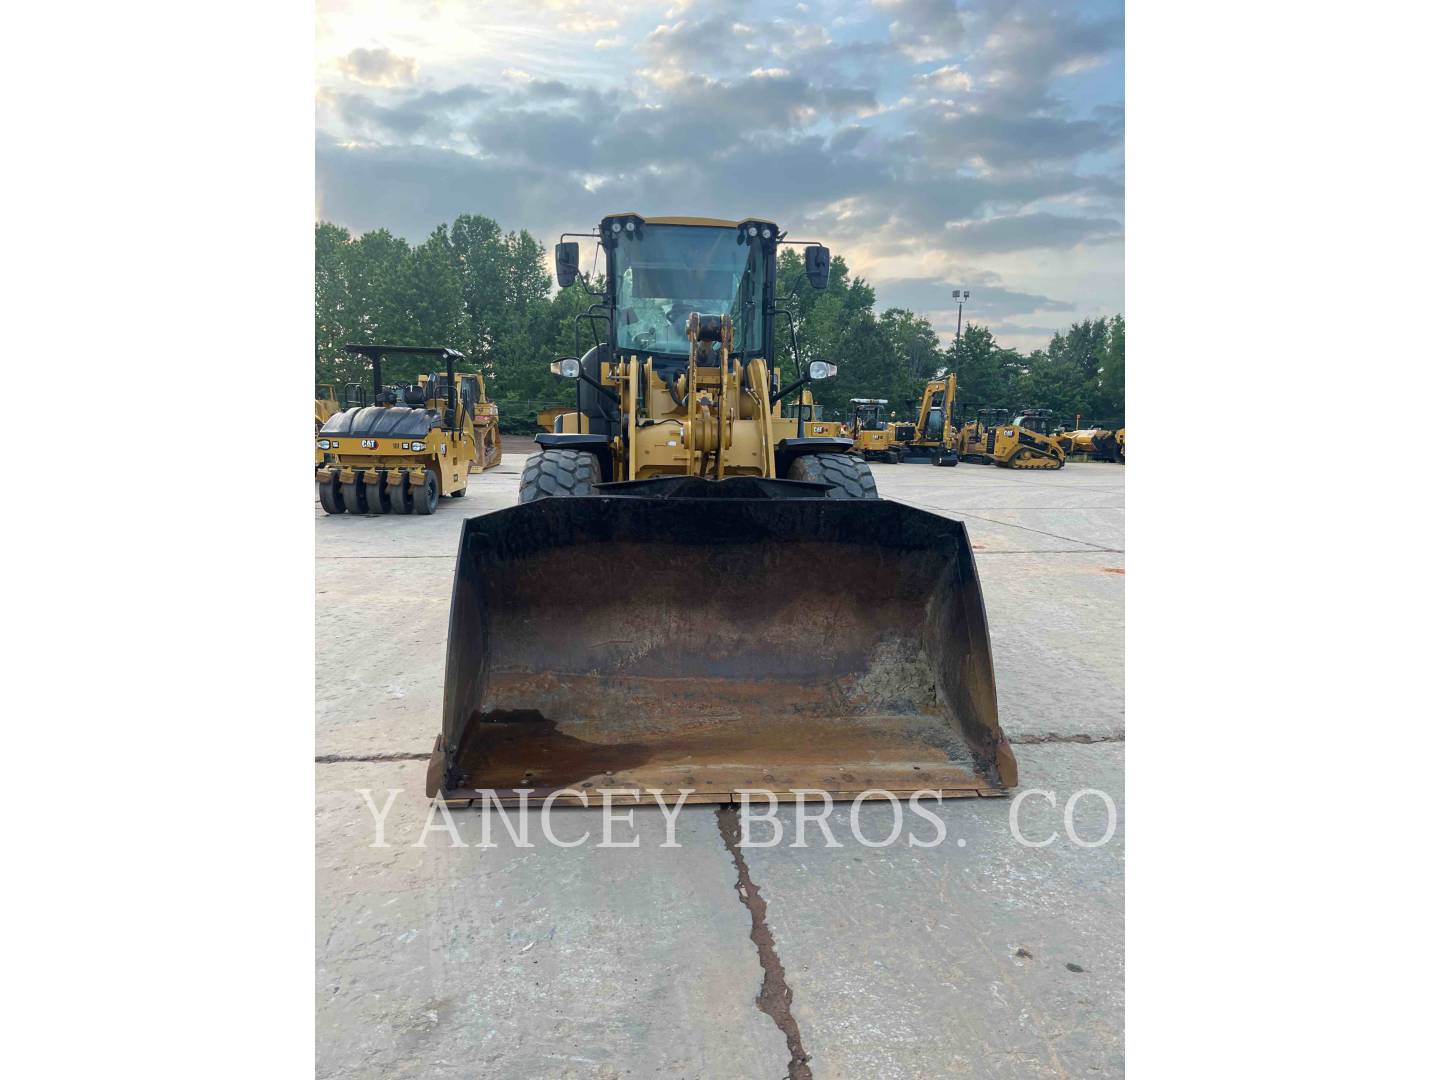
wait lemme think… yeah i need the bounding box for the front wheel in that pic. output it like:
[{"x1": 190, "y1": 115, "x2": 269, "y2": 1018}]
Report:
[
  {"x1": 317, "y1": 473, "x2": 345, "y2": 514},
  {"x1": 787, "y1": 452, "x2": 879, "y2": 499},
  {"x1": 413, "y1": 471, "x2": 440, "y2": 515},
  {"x1": 518, "y1": 449, "x2": 600, "y2": 503}
]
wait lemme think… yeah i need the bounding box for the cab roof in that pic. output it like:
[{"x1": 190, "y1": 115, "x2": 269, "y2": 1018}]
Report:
[{"x1": 603, "y1": 212, "x2": 779, "y2": 230}]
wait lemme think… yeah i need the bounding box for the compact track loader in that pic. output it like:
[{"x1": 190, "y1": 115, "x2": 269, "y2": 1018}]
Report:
[
  {"x1": 426, "y1": 214, "x2": 1015, "y2": 807},
  {"x1": 316, "y1": 344, "x2": 497, "y2": 515},
  {"x1": 988, "y1": 409, "x2": 1067, "y2": 469}
]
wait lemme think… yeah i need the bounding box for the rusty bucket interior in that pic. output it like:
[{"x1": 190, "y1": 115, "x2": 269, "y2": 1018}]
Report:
[{"x1": 430, "y1": 494, "x2": 1016, "y2": 805}]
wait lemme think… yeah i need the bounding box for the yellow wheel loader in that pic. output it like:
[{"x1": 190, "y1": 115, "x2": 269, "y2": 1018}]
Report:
[
  {"x1": 316, "y1": 344, "x2": 493, "y2": 516},
  {"x1": 425, "y1": 213, "x2": 1015, "y2": 807}
]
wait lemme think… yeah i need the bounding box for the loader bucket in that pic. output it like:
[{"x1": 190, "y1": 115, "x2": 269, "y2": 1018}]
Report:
[{"x1": 429, "y1": 493, "x2": 1016, "y2": 806}]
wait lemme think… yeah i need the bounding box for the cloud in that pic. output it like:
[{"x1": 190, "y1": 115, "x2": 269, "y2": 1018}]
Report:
[
  {"x1": 316, "y1": 0, "x2": 1124, "y2": 326},
  {"x1": 915, "y1": 64, "x2": 972, "y2": 92},
  {"x1": 945, "y1": 212, "x2": 1123, "y2": 253},
  {"x1": 335, "y1": 47, "x2": 417, "y2": 88},
  {"x1": 876, "y1": 0, "x2": 968, "y2": 62}
]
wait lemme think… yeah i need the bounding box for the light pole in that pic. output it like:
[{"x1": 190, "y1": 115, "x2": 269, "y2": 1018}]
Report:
[{"x1": 952, "y1": 289, "x2": 969, "y2": 339}]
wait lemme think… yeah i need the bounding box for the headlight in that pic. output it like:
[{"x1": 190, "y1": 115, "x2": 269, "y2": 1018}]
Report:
[
  {"x1": 550, "y1": 357, "x2": 582, "y2": 379},
  {"x1": 317, "y1": 439, "x2": 331, "y2": 449},
  {"x1": 411, "y1": 441, "x2": 426, "y2": 451},
  {"x1": 809, "y1": 361, "x2": 838, "y2": 380}
]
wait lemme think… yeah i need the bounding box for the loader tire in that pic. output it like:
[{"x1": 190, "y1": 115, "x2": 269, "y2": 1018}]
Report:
[
  {"x1": 414, "y1": 471, "x2": 440, "y2": 515},
  {"x1": 788, "y1": 452, "x2": 879, "y2": 499},
  {"x1": 448, "y1": 486, "x2": 467, "y2": 498},
  {"x1": 317, "y1": 474, "x2": 345, "y2": 515},
  {"x1": 341, "y1": 477, "x2": 367, "y2": 515},
  {"x1": 389, "y1": 475, "x2": 413, "y2": 515},
  {"x1": 518, "y1": 449, "x2": 599, "y2": 503}
]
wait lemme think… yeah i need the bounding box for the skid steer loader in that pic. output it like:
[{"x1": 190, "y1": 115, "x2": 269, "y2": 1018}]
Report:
[
  {"x1": 426, "y1": 214, "x2": 1015, "y2": 806},
  {"x1": 316, "y1": 344, "x2": 495, "y2": 515}
]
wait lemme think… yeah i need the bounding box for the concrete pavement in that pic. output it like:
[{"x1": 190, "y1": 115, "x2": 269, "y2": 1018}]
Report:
[{"x1": 316, "y1": 456, "x2": 1125, "y2": 1077}]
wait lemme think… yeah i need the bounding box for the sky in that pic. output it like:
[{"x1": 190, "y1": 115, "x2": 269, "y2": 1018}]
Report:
[{"x1": 316, "y1": 0, "x2": 1123, "y2": 353}]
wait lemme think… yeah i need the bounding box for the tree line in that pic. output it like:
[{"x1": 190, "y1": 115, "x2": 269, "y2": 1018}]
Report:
[{"x1": 316, "y1": 216, "x2": 1123, "y2": 432}]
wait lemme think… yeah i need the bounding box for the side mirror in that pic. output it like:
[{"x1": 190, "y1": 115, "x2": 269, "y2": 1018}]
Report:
[
  {"x1": 550, "y1": 357, "x2": 582, "y2": 379},
  {"x1": 804, "y1": 245, "x2": 831, "y2": 290},
  {"x1": 555, "y1": 242, "x2": 580, "y2": 288},
  {"x1": 808, "y1": 360, "x2": 837, "y2": 380}
]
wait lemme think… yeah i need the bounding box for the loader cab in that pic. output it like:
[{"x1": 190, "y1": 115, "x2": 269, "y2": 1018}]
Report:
[
  {"x1": 554, "y1": 214, "x2": 831, "y2": 412},
  {"x1": 851, "y1": 398, "x2": 890, "y2": 432},
  {"x1": 602, "y1": 215, "x2": 778, "y2": 371}
]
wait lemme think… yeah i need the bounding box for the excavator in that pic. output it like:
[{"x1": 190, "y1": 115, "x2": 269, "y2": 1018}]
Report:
[
  {"x1": 425, "y1": 213, "x2": 1015, "y2": 807},
  {"x1": 907, "y1": 374, "x2": 960, "y2": 465}
]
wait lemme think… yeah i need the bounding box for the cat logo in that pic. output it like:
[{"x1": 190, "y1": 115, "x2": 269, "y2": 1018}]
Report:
[{"x1": 361, "y1": 438, "x2": 377, "y2": 449}]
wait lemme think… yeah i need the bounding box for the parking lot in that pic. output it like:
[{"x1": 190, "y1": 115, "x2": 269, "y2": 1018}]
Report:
[{"x1": 316, "y1": 454, "x2": 1125, "y2": 1078}]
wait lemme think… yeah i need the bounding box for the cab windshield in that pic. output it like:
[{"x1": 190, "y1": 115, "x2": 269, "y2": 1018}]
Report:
[{"x1": 614, "y1": 224, "x2": 764, "y2": 357}]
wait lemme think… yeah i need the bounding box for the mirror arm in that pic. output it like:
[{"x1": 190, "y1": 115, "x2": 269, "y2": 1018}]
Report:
[
  {"x1": 770, "y1": 372, "x2": 810, "y2": 407},
  {"x1": 771, "y1": 306, "x2": 802, "y2": 385}
]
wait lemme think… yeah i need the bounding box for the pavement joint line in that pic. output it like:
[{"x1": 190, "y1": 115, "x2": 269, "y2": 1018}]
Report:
[
  {"x1": 716, "y1": 805, "x2": 813, "y2": 1080},
  {"x1": 955, "y1": 510, "x2": 1116, "y2": 550},
  {"x1": 891, "y1": 497, "x2": 1117, "y2": 550}
]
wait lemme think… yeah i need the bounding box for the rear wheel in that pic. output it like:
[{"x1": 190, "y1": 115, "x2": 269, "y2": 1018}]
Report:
[
  {"x1": 787, "y1": 452, "x2": 879, "y2": 499},
  {"x1": 518, "y1": 449, "x2": 599, "y2": 503},
  {"x1": 317, "y1": 473, "x2": 345, "y2": 514},
  {"x1": 341, "y1": 476, "x2": 367, "y2": 514},
  {"x1": 447, "y1": 486, "x2": 467, "y2": 498},
  {"x1": 413, "y1": 471, "x2": 440, "y2": 515}
]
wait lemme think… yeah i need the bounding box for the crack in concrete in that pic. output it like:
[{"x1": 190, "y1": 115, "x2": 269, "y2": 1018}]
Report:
[
  {"x1": 1010, "y1": 733, "x2": 1124, "y2": 744},
  {"x1": 314, "y1": 752, "x2": 431, "y2": 763},
  {"x1": 715, "y1": 805, "x2": 813, "y2": 1080}
]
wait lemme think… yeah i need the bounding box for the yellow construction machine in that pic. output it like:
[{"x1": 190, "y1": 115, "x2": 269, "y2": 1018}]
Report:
[
  {"x1": 425, "y1": 213, "x2": 1015, "y2": 806},
  {"x1": 849, "y1": 398, "x2": 903, "y2": 462},
  {"x1": 316, "y1": 344, "x2": 496, "y2": 515},
  {"x1": 1056, "y1": 419, "x2": 1123, "y2": 463},
  {"x1": 315, "y1": 385, "x2": 340, "y2": 431},
  {"x1": 879, "y1": 375, "x2": 960, "y2": 465},
  {"x1": 775, "y1": 388, "x2": 848, "y2": 440},
  {"x1": 988, "y1": 409, "x2": 1068, "y2": 469}
]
